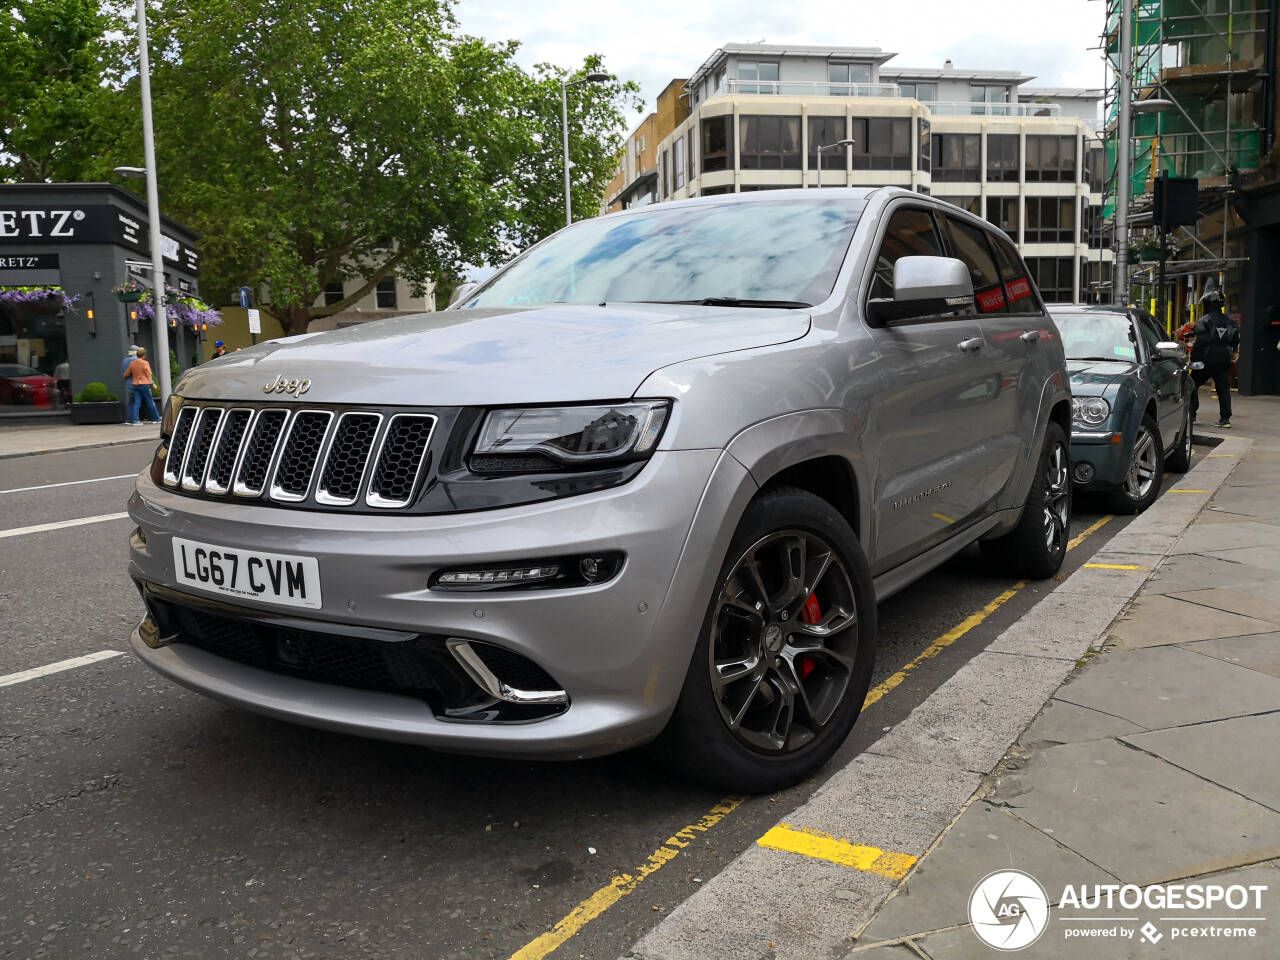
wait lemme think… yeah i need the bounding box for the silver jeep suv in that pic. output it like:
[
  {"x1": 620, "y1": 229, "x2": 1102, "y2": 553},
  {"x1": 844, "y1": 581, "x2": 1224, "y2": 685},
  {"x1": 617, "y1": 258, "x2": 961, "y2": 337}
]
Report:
[{"x1": 128, "y1": 188, "x2": 1071, "y2": 792}]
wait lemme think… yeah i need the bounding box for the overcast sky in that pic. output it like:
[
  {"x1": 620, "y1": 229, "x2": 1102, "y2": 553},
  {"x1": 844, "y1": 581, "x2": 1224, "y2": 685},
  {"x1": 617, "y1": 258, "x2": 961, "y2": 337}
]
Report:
[{"x1": 455, "y1": 0, "x2": 1107, "y2": 118}]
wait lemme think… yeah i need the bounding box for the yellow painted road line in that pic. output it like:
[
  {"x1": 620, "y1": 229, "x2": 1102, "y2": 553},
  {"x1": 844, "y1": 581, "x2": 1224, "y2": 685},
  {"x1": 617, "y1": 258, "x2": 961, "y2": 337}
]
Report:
[
  {"x1": 507, "y1": 797, "x2": 745, "y2": 960},
  {"x1": 1168, "y1": 489, "x2": 1210, "y2": 493},
  {"x1": 1067, "y1": 514, "x2": 1113, "y2": 551},
  {"x1": 1207, "y1": 454, "x2": 1235, "y2": 458},
  {"x1": 757, "y1": 825, "x2": 916, "y2": 879},
  {"x1": 1083, "y1": 563, "x2": 1150, "y2": 571}
]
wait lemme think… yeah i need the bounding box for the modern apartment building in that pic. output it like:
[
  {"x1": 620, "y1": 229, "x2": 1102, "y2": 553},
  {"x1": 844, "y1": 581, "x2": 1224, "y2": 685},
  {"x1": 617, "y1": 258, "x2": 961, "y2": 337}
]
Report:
[
  {"x1": 604, "y1": 79, "x2": 691, "y2": 210},
  {"x1": 607, "y1": 43, "x2": 1107, "y2": 304}
]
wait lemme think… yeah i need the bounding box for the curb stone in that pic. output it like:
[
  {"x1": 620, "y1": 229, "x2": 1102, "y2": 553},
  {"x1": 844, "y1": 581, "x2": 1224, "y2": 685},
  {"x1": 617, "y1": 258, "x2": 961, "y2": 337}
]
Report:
[
  {"x1": 624, "y1": 436, "x2": 1253, "y2": 960},
  {"x1": 0, "y1": 435, "x2": 159, "y2": 461}
]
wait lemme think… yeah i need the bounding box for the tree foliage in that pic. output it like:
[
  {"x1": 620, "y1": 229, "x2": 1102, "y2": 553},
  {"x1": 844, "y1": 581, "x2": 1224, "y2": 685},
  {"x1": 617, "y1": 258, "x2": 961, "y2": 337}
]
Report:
[
  {"x1": 92, "y1": 0, "x2": 639, "y2": 335},
  {"x1": 0, "y1": 0, "x2": 108, "y2": 181}
]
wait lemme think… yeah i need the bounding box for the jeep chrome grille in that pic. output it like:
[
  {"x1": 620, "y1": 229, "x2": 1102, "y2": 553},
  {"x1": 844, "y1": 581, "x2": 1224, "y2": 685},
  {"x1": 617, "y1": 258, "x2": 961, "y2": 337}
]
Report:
[{"x1": 162, "y1": 403, "x2": 436, "y2": 511}]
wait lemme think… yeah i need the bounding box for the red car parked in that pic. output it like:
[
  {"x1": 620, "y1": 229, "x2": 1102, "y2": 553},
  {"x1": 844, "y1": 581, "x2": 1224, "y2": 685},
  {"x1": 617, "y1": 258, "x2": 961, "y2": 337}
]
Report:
[{"x1": 0, "y1": 363, "x2": 62, "y2": 408}]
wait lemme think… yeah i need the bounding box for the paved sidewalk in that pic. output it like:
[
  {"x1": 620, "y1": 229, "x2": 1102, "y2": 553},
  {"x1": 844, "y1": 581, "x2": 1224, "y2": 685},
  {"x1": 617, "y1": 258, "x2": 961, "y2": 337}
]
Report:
[
  {"x1": 849, "y1": 426, "x2": 1280, "y2": 957},
  {"x1": 0, "y1": 421, "x2": 160, "y2": 459},
  {"x1": 630, "y1": 396, "x2": 1279, "y2": 960}
]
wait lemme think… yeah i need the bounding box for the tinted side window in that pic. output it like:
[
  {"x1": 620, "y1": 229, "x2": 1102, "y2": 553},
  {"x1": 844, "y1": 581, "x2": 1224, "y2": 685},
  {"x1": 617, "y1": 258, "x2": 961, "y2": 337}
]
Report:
[
  {"x1": 869, "y1": 208, "x2": 945, "y2": 300},
  {"x1": 988, "y1": 231, "x2": 1042, "y2": 315},
  {"x1": 944, "y1": 215, "x2": 1007, "y2": 314},
  {"x1": 1137, "y1": 314, "x2": 1164, "y2": 357}
]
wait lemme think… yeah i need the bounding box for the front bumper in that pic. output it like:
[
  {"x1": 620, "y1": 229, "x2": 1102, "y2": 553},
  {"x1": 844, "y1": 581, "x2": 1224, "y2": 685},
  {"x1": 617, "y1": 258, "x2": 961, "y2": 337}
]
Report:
[
  {"x1": 128, "y1": 447, "x2": 752, "y2": 759},
  {"x1": 1068, "y1": 429, "x2": 1130, "y2": 490}
]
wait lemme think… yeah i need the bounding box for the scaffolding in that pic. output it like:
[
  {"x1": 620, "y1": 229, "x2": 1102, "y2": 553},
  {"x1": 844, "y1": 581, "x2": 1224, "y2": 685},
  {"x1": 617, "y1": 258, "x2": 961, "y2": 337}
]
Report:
[{"x1": 1099, "y1": 0, "x2": 1274, "y2": 322}]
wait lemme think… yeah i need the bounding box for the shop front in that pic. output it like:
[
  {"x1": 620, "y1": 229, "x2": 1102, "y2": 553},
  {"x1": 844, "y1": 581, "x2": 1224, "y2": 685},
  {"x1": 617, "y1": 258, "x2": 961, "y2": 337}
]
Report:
[{"x1": 0, "y1": 183, "x2": 202, "y2": 419}]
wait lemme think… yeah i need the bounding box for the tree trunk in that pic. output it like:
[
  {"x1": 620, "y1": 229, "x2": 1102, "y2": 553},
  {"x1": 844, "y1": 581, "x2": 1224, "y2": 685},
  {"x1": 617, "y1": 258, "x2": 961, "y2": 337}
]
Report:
[{"x1": 281, "y1": 303, "x2": 312, "y2": 338}]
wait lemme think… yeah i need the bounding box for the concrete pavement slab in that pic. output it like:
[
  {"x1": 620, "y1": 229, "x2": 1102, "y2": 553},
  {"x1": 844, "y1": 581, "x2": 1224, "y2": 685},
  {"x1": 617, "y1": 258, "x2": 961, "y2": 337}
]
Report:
[
  {"x1": 869, "y1": 652, "x2": 1074, "y2": 775},
  {"x1": 1169, "y1": 522, "x2": 1280, "y2": 556},
  {"x1": 1021, "y1": 699, "x2": 1147, "y2": 746},
  {"x1": 1181, "y1": 633, "x2": 1280, "y2": 679},
  {"x1": 993, "y1": 738, "x2": 1280, "y2": 883},
  {"x1": 860, "y1": 802, "x2": 1116, "y2": 943},
  {"x1": 1123, "y1": 713, "x2": 1280, "y2": 812},
  {"x1": 985, "y1": 592, "x2": 1128, "y2": 660},
  {"x1": 1106, "y1": 595, "x2": 1276, "y2": 649},
  {"x1": 1205, "y1": 544, "x2": 1280, "y2": 574},
  {"x1": 1204, "y1": 489, "x2": 1280, "y2": 521},
  {"x1": 0, "y1": 422, "x2": 159, "y2": 459},
  {"x1": 1054, "y1": 646, "x2": 1280, "y2": 728},
  {"x1": 1165, "y1": 588, "x2": 1280, "y2": 627},
  {"x1": 1141, "y1": 553, "x2": 1275, "y2": 595}
]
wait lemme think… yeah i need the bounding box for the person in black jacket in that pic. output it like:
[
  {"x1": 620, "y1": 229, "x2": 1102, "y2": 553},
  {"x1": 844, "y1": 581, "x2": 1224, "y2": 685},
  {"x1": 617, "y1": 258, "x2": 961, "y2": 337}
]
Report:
[{"x1": 1189, "y1": 286, "x2": 1241, "y2": 427}]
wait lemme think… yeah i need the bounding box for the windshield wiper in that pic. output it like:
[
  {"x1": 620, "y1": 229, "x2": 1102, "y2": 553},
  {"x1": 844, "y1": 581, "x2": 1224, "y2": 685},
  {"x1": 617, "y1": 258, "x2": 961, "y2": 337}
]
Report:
[
  {"x1": 644, "y1": 297, "x2": 812, "y2": 309},
  {"x1": 1071, "y1": 356, "x2": 1124, "y2": 362}
]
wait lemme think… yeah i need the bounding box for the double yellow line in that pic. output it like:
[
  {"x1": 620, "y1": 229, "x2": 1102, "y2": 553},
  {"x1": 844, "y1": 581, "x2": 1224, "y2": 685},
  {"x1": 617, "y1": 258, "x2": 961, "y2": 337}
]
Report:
[{"x1": 507, "y1": 514, "x2": 1115, "y2": 960}]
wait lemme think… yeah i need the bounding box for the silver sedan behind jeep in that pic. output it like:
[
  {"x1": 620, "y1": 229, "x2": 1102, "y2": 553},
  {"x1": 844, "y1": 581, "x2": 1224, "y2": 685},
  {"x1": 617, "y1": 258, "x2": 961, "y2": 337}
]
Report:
[{"x1": 128, "y1": 188, "x2": 1072, "y2": 792}]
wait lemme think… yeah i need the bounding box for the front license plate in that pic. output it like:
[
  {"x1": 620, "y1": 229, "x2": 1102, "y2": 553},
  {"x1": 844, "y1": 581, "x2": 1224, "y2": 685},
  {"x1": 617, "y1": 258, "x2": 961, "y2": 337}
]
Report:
[{"x1": 171, "y1": 537, "x2": 322, "y2": 609}]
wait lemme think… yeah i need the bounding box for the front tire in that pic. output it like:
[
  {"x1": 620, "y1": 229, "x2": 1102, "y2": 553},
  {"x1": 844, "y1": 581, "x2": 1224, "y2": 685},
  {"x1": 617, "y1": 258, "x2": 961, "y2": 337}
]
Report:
[
  {"x1": 980, "y1": 421, "x2": 1071, "y2": 579},
  {"x1": 1106, "y1": 414, "x2": 1164, "y2": 514},
  {"x1": 655, "y1": 486, "x2": 877, "y2": 793}
]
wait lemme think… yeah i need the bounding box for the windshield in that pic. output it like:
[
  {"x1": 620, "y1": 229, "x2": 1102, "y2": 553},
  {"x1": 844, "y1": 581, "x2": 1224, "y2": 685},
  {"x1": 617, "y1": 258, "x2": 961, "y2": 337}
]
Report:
[
  {"x1": 1054, "y1": 312, "x2": 1138, "y2": 362},
  {"x1": 461, "y1": 198, "x2": 864, "y2": 309},
  {"x1": 0, "y1": 364, "x2": 44, "y2": 378}
]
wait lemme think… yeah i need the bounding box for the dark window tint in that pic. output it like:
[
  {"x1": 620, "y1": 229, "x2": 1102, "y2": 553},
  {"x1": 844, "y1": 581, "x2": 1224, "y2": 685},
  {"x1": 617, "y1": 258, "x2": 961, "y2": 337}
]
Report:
[
  {"x1": 918, "y1": 117, "x2": 931, "y2": 173},
  {"x1": 687, "y1": 129, "x2": 696, "y2": 181},
  {"x1": 987, "y1": 134, "x2": 1019, "y2": 182},
  {"x1": 932, "y1": 134, "x2": 981, "y2": 181},
  {"x1": 936, "y1": 196, "x2": 980, "y2": 215},
  {"x1": 740, "y1": 115, "x2": 801, "y2": 170},
  {"x1": 323, "y1": 282, "x2": 344, "y2": 306},
  {"x1": 1087, "y1": 146, "x2": 1106, "y2": 193},
  {"x1": 852, "y1": 117, "x2": 912, "y2": 171},
  {"x1": 869, "y1": 207, "x2": 945, "y2": 300},
  {"x1": 945, "y1": 216, "x2": 1007, "y2": 314},
  {"x1": 988, "y1": 231, "x2": 1041, "y2": 315},
  {"x1": 702, "y1": 117, "x2": 729, "y2": 172},
  {"x1": 1083, "y1": 201, "x2": 1109, "y2": 248},
  {"x1": 1025, "y1": 197, "x2": 1076, "y2": 243},
  {"x1": 987, "y1": 196, "x2": 1019, "y2": 236},
  {"x1": 1026, "y1": 135, "x2": 1078, "y2": 182},
  {"x1": 808, "y1": 116, "x2": 848, "y2": 170},
  {"x1": 375, "y1": 276, "x2": 397, "y2": 309},
  {"x1": 1025, "y1": 257, "x2": 1074, "y2": 302}
]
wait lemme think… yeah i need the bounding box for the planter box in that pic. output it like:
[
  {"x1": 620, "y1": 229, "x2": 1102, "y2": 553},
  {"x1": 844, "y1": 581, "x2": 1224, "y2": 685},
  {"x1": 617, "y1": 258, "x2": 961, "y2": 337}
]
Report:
[{"x1": 70, "y1": 401, "x2": 125, "y2": 425}]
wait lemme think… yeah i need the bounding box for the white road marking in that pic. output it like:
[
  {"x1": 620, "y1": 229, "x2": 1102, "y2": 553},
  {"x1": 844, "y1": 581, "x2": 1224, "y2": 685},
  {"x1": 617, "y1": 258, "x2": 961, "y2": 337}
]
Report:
[
  {"x1": 0, "y1": 650, "x2": 125, "y2": 688},
  {"x1": 0, "y1": 474, "x2": 138, "y2": 495},
  {"x1": 0, "y1": 512, "x2": 131, "y2": 539}
]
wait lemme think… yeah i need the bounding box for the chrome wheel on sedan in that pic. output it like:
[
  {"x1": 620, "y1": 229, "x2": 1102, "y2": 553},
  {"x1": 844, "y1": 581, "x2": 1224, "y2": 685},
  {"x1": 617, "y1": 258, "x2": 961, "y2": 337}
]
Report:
[
  {"x1": 710, "y1": 530, "x2": 858, "y2": 753},
  {"x1": 1043, "y1": 441, "x2": 1070, "y2": 555},
  {"x1": 1107, "y1": 414, "x2": 1164, "y2": 515}
]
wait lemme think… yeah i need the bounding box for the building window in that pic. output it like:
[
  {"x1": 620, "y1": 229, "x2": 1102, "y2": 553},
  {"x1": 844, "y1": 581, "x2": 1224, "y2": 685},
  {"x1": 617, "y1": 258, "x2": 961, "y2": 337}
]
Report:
[
  {"x1": 970, "y1": 84, "x2": 1009, "y2": 115},
  {"x1": 1083, "y1": 201, "x2": 1109, "y2": 248},
  {"x1": 687, "y1": 129, "x2": 696, "y2": 182},
  {"x1": 1025, "y1": 135, "x2": 1078, "y2": 182},
  {"x1": 986, "y1": 134, "x2": 1019, "y2": 182},
  {"x1": 918, "y1": 117, "x2": 931, "y2": 173},
  {"x1": 900, "y1": 82, "x2": 938, "y2": 102},
  {"x1": 1085, "y1": 260, "x2": 1113, "y2": 299},
  {"x1": 640, "y1": 134, "x2": 645, "y2": 152},
  {"x1": 1026, "y1": 257, "x2": 1074, "y2": 303},
  {"x1": 712, "y1": 68, "x2": 726, "y2": 96},
  {"x1": 739, "y1": 115, "x2": 801, "y2": 170},
  {"x1": 808, "y1": 116, "x2": 848, "y2": 170},
  {"x1": 987, "y1": 196, "x2": 1019, "y2": 236},
  {"x1": 937, "y1": 196, "x2": 981, "y2": 215},
  {"x1": 702, "y1": 116, "x2": 729, "y2": 172},
  {"x1": 931, "y1": 133, "x2": 981, "y2": 181},
  {"x1": 737, "y1": 61, "x2": 779, "y2": 94},
  {"x1": 1086, "y1": 145, "x2": 1106, "y2": 193},
  {"x1": 376, "y1": 275, "x2": 398, "y2": 309},
  {"x1": 1025, "y1": 197, "x2": 1077, "y2": 243},
  {"x1": 828, "y1": 62, "x2": 871, "y2": 93},
  {"x1": 701, "y1": 185, "x2": 733, "y2": 196},
  {"x1": 850, "y1": 117, "x2": 912, "y2": 171},
  {"x1": 673, "y1": 138, "x2": 685, "y2": 190},
  {"x1": 323, "y1": 281, "x2": 345, "y2": 306}
]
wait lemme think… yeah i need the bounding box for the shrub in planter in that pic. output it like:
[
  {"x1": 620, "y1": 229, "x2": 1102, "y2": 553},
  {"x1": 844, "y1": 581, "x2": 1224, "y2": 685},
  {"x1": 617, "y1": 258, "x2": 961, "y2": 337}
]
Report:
[{"x1": 70, "y1": 382, "x2": 125, "y2": 424}]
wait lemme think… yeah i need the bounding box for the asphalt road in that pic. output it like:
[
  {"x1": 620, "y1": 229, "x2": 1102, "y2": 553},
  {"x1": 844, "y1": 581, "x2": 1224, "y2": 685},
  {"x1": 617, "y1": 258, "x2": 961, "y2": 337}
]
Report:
[{"x1": 0, "y1": 439, "x2": 1202, "y2": 960}]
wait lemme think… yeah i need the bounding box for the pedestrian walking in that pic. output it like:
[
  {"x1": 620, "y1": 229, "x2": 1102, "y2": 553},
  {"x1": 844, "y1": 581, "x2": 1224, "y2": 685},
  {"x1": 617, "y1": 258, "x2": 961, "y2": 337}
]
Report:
[
  {"x1": 1188, "y1": 286, "x2": 1240, "y2": 428},
  {"x1": 53, "y1": 358, "x2": 70, "y2": 404},
  {"x1": 120, "y1": 344, "x2": 139, "y2": 377},
  {"x1": 123, "y1": 347, "x2": 161, "y2": 425},
  {"x1": 211, "y1": 340, "x2": 227, "y2": 359}
]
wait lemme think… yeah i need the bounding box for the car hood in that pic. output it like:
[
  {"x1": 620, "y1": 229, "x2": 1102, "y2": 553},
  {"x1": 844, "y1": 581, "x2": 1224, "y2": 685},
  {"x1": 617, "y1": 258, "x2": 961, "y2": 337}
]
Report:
[
  {"x1": 1067, "y1": 358, "x2": 1138, "y2": 393},
  {"x1": 176, "y1": 303, "x2": 811, "y2": 405}
]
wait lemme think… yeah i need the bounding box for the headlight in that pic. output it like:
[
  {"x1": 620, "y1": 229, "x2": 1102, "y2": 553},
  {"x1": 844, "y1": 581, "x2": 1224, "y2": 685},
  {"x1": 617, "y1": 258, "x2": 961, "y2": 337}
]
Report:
[
  {"x1": 472, "y1": 401, "x2": 670, "y2": 470},
  {"x1": 1071, "y1": 396, "x2": 1111, "y2": 427}
]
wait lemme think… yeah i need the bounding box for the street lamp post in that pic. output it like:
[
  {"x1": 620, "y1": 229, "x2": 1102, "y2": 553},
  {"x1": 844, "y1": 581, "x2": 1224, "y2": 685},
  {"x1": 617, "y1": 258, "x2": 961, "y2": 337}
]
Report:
[
  {"x1": 815, "y1": 139, "x2": 857, "y2": 189},
  {"x1": 116, "y1": 0, "x2": 172, "y2": 401},
  {"x1": 561, "y1": 71, "x2": 611, "y2": 228}
]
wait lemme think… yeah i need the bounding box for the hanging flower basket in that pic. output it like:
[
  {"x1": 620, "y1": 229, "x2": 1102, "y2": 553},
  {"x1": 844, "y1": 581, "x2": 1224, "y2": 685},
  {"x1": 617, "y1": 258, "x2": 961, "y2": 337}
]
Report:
[
  {"x1": 114, "y1": 281, "x2": 145, "y2": 303},
  {"x1": 0, "y1": 286, "x2": 80, "y2": 312},
  {"x1": 135, "y1": 285, "x2": 225, "y2": 330},
  {"x1": 1139, "y1": 245, "x2": 1161, "y2": 262}
]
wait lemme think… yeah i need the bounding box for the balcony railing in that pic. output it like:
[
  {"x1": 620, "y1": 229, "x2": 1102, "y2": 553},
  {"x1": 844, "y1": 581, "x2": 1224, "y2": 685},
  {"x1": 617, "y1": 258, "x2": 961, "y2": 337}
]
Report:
[
  {"x1": 723, "y1": 79, "x2": 901, "y2": 98},
  {"x1": 925, "y1": 101, "x2": 1063, "y2": 118}
]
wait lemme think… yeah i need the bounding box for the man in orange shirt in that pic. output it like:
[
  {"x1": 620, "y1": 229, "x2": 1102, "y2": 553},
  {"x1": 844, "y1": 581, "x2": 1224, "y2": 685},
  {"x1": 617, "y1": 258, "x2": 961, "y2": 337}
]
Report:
[{"x1": 123, "y1": 347, "x2": 161, "y2": 425}]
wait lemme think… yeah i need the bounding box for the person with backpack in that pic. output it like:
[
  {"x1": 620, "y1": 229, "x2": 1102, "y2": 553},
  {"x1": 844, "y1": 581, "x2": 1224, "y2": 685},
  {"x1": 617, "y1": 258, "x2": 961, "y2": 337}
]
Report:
[{"x1": 1189, "y1": 285, "x2": 1241, "y2": 428}]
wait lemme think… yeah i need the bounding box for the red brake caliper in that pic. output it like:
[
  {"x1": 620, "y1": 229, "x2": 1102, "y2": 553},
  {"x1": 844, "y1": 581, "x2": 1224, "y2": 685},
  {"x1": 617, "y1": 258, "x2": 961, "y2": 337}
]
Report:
[{"x1": 797, "y1": 594, "x2": 822, "y2": 680}]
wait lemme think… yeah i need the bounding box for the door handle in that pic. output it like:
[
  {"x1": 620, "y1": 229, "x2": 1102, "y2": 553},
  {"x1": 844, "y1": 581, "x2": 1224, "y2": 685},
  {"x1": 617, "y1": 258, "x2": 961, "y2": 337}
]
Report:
[
  {"x1": 1020, "y1": 329, "x2": 1042, "y2": 343},
  {"x1": 958, "y1": 337, "x2": 984, "y2": 353}
]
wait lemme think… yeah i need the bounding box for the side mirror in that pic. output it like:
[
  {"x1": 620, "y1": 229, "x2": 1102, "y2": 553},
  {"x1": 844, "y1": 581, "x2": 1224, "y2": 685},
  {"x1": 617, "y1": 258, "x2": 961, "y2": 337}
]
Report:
[
  {"x1": 448, "y1": 281, "x2": 479, "y2": 309},
  {"x1": 1155, "y1": 341, "x2": 1185, "y2": 360},
  {"x1": 867, "y1": 256, "x2": 976, "y2": 326}
]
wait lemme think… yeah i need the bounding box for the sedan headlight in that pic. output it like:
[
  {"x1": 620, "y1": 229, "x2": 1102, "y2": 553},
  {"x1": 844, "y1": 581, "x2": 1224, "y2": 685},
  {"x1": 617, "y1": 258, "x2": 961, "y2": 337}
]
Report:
[
  {"x1": 1071, "y1": 396, "x2": 1111, "y2": 427},
  {"x1": 473, "y1": 401, "x2": 670, "y2": 470}
]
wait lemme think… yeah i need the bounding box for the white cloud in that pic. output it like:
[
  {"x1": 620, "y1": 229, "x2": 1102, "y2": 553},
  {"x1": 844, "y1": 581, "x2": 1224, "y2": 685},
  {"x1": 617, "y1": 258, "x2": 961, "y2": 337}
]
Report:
[{"x1": 455, "y1": 0, "x2": 1105, "y2": 119}]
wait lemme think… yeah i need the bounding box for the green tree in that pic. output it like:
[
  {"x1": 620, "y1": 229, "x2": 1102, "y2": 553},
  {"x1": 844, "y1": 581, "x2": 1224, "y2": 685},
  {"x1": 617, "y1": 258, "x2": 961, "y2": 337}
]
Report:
[
  {"x1": 101, "y1": 0, "x2": 636, "y2": 336},
  {"x1": 0, "y1": 0, "x2": 107, "y2": 181}
]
